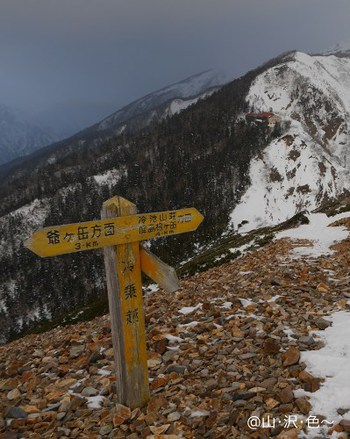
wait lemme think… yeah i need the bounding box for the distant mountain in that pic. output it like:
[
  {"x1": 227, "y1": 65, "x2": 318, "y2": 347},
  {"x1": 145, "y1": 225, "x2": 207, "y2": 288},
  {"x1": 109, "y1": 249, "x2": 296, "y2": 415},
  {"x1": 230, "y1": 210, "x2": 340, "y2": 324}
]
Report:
[
  {"x1": 94, "y1": 70, "x2": 225, "y2": 135},
  {"x1": 0, "y1": 70, "x2": 224, "y2": 177},
  {"x1": 0, "y1": 105, "x2": 57, "y2": 166}
]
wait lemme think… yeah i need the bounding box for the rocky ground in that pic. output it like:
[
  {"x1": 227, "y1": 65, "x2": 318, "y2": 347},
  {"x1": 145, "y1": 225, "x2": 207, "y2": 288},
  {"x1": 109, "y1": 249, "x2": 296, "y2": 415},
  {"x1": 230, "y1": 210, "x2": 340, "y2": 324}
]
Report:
[{"x1": 2, "y1": 218, "x2": 350, "y2": 438}]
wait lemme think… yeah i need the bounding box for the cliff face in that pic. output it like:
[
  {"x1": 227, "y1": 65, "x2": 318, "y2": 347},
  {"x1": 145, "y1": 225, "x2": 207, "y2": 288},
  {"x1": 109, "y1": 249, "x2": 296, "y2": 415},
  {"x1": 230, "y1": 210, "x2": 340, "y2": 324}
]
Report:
[{"x1": 230, "y1": 51, "x2": 350, "y2": 231}]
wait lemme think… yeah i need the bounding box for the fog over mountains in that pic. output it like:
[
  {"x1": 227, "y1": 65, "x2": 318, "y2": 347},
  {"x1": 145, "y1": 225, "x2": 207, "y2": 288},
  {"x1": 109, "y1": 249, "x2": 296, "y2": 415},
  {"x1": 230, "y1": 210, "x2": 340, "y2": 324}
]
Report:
[
  {"x1": 0, "y1": 105, "x2": 57, "y2": 166},
  {"x1": 0, "y1": 70, "x2": 225, "y2": 167}
]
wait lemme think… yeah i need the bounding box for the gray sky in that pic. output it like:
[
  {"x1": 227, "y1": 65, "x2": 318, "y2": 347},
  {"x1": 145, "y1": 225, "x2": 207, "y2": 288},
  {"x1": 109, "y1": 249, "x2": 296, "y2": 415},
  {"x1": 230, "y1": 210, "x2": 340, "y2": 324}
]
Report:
[{"x1": 1, "y1": 0, "x2": 349, "y2": 130}]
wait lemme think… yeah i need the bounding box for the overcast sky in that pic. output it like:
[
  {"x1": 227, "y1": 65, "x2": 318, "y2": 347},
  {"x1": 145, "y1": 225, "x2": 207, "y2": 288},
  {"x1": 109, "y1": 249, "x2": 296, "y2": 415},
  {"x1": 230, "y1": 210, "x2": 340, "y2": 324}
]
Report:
[{"x1": 1, "y1": 0, "x2": 349, "y2": 129}]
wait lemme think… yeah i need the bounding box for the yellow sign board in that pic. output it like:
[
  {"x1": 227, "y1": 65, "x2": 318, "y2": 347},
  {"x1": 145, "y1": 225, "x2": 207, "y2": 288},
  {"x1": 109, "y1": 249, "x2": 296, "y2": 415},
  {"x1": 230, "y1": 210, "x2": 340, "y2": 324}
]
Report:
[{"x1": 24, "y1": 208, "x2": 204, "y2": 257}]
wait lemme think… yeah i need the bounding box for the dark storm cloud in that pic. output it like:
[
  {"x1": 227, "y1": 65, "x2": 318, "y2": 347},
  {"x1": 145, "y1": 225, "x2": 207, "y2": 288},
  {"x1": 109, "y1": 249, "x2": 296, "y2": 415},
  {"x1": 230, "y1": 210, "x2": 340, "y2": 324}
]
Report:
[{"x1": 0, "y1": 0, "x2": 349, "y2": 124}]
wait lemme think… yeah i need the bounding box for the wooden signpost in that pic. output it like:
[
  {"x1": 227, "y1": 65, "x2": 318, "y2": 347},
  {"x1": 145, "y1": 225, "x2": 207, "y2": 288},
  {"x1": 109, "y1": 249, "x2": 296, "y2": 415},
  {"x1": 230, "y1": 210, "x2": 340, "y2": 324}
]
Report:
[{"x1": 24, "y1": 196, "x2": 204, "y2": 408}]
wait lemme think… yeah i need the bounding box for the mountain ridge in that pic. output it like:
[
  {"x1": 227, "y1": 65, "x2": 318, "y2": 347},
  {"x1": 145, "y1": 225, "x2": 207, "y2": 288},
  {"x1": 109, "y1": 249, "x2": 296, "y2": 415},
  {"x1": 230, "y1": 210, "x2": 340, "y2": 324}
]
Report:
[{"x1": 0, "y1": 70, "x2": 224, "y2": 176}]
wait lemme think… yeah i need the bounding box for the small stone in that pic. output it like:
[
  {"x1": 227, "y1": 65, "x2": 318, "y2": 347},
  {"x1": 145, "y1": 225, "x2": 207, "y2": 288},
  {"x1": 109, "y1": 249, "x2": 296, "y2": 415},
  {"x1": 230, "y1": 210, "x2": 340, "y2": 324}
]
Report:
[
  {"x1": 69, "y1": 345, "x2": 85, "y2": 358},
  {"x1": 238, "y1": 353, "x2": 256, "y2": 360},
  {"x1": 87, "y1": 348, "x2": 102, "y2": 364},
  {"x1": 298, "y1": 370, "x2": 321, "y2": 392},
  {"x1": 279, "y1": 386, "x2": 294, "y2": 404},
  {"x1": 231, "y1": 327, "x2": 244, "y2": 338},
  {"x1": 0, "y1": 378, "x2": 19, "y2": 391},
  {"x1": 58, "y1": 427, "x2": 71, "y2": 436},
  {"x1": 147, "y1": 395, "x2": 168, "y2": 412},
  {"x1": 58, "y1": 399, "x2": 71, "y2": 413},
  {"x1": 112, "y1": 404, "x2": 131, "y2": 426},
  {"x1": 141, "y1": 426, "x2": 151, "y2": 438},
  {"x1": 150, "y1": 424, "x2": 170, "y2": 435},
  {"x1": 260, "y1": 377, "x2": 277, "y2": 390},
  {"x1": 317, "y1": 282, "x2": 329, "y2": 293},
  {"x1": 33, "y1": 349, "x2": 45, "y2": 358},
  {"x1": 295, "y1": 397, "x2": 311, "y2": 414},
  {"x1": 263, "y1": 338, "x2": 280, "y2": 354},
  {"x1": 20, "y1": 405, "x2": 40, "y2": 414},
  {"x1": 162, "y1": 350, "x2": 176, "y2": 363},
  {"x1": 56, "y1": 378, "x2": 77, "y2": 388},
  {"x1": 233, "y1": 399, "x2": 247, "y2": 407},
  {"x1": 340, "y1": 419, "x2": 350, "y2": 432},
  {"x1": 315, "y1": 318, "x2": 331, "y2": 330},
  {"x1": 278, "y1": 403, "x2": 294, "y2": 414},
  {"x1": 338, "y1": 408, "x2": 350, "y2": 416},
  {"x1": 282, "y1": 346, "x2": 300, "y2": 367},
  {"x1": 57, "y1": 412, "x2": 66, "y2": 421},
  {"x1": 167, "y1": 411, "x2": 181, "y2": 421},
  {"x1": 81, "y1": 386, "x2": 98, "y2": 397},
  {"x1": 166, "y1": 364, "x2": 187, "y2": 374},
  {"x1": 7, "y1": 388, "x2": 21, "y2": 400},
  {"x1": 4, "y1": 406, "x2": 28, "y2": 419},
  {"x1": 298, "y1": 335, "x2": 315, "y2": 345},
  {"x1": 270, "y1": 277, "x2": 283, "y2": 286},
  {"x1": 99, "y1": 424, "x2": 113, "y2": 435},
  {"x1": 150, "y1": 376, "x2": 168, "y2": 390},
  {"x1": 232, "y1": 391, "x2": 256, "y2": 401},
  {"x1": 276, "y1": 429, "x2": 298, "y2": 439},
  {"x1": 155, "y1": 338, "x2": 168, "y2": 354},
  {"x1": 1, "y1": 433, "x2": 21, "y2": 439},
  {"x1": 265, "y1": 397, "x2": 280, "y2": 409},
  {"x1": 70, "y1": 395, "x2": 86, "y2": 410},
  {"x1": 147, "y1": 357, "x2": 162, "y2": 368}
]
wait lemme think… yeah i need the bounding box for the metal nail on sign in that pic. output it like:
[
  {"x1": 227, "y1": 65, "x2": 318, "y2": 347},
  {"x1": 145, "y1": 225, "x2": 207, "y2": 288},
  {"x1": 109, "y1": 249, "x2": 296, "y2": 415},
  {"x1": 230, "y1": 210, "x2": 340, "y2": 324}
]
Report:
[{"x1": 24, "y1": 196, "x2": 204, "y2": 409}]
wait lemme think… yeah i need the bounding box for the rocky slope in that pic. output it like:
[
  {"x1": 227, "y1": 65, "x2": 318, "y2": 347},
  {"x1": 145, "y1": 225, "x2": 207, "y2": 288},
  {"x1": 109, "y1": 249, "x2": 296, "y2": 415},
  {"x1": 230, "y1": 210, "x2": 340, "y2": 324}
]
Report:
[{"x1": 1, "y1": 212, "x2": 350, "y2": 438}]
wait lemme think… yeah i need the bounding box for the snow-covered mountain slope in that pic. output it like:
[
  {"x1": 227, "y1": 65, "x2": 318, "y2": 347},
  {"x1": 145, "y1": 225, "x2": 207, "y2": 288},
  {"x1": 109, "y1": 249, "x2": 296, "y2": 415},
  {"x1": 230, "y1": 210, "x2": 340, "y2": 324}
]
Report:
[
  {"x1": 230, "y1": 51, "x2": 350, "y2": 232},
  {"x1": 0, "y1": 105, "x2": 57, "y2": 166},
  {"x1": 96, "y1": 70, "x2": 223, "y2": 133}
]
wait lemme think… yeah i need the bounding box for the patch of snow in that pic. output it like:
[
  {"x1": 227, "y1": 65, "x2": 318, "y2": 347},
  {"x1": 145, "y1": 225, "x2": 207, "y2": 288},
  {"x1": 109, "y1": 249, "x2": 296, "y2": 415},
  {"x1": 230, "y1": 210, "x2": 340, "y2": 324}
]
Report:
[
  {"x1": 238, "y1": 298, "x2": 254, "y2": 307},
  {"x1": 283, "y1": 328, "x2": 296, "y2": 341},
  {"x1": 164, "y1": 334, "x2": 183, "y2": 343},
  {"x1": 178, "y1": 321, "x2": 200, "y2": 328},
  {"x1": 144, "y1": 284, "x2": 159, "y2": 294},
  {"x1": 97, "y1": 369, "x2": 111, "y2": 376},
  {"x1": 190, "y1": 409, "x2": 210, "y2": 418},
  {"x1": 221, "y1": 301, "x2": 233, "y2": 309},
  {"x1": 168, "y1": 97, "x2": 200, "y2": 115},
  {"x1": 276, "y1": 212, "x2": 350, "y2": 257},
  {"x1": 86, "y1": 395, "x2": 105, "y2": 409},
  {"x1": 178, "y1": 304, "x2": 202, "y2": 315},
  {"x1": 301, "y1": 311, "x2": 350, "y2": 431},
  {"x1": 92, "y1": 167, "x2": 126, "y2": 188},
  {"x1": 267, "y1": 295, "x2": 280, "y2": 303}
]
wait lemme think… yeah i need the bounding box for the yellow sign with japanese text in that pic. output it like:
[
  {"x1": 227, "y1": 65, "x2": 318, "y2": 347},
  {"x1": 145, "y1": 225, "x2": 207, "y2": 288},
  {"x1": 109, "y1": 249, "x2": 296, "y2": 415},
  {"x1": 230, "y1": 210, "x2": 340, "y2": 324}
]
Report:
[{"x1": 24, "y1": 208, "x2": 204, "y2": 257}]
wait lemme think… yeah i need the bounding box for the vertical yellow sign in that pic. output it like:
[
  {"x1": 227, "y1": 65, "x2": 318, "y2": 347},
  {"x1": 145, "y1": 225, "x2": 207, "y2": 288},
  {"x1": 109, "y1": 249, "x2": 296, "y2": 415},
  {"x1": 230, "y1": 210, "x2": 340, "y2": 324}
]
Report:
[{"x1": 102, "y1": 196, "x2": 149, "y2": 409}]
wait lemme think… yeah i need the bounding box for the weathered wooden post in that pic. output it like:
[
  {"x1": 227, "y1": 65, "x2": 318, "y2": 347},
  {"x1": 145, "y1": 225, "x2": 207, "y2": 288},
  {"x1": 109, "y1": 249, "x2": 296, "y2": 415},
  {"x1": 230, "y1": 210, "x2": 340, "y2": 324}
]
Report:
[
  {"x1": 101, "y1": 196, "x2": 149, "y2": 408},
  {"x1": 24, "y1": 195, "x2": 204, "y2": 408}
]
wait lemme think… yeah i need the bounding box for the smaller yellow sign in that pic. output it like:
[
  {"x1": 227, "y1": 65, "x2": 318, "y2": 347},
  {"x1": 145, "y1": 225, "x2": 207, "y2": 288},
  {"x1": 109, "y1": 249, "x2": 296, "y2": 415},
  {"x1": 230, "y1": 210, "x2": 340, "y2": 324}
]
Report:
[{"x1": 24, "y1": 208, "x2": 204, "y2": 257}]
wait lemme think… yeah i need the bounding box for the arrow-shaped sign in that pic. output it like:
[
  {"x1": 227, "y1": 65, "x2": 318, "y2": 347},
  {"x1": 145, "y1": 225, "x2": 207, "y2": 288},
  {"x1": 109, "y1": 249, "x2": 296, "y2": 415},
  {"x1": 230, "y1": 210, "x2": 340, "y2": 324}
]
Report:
[
  {"x1": 140, "y1": 246, "x2": 180, "y2": 293},
  {"x1": 24, "y1": 208, "x2": 204, "y2": 257}
]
